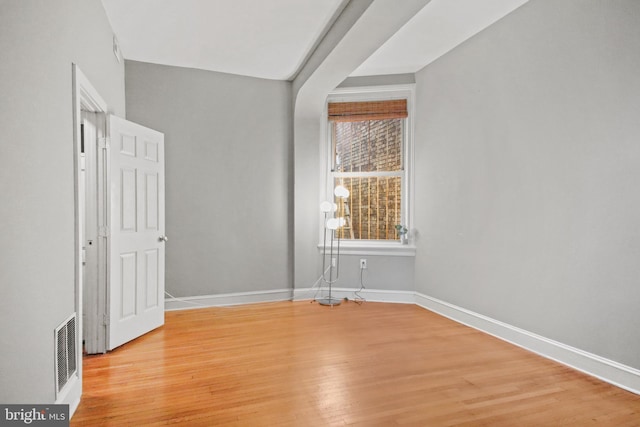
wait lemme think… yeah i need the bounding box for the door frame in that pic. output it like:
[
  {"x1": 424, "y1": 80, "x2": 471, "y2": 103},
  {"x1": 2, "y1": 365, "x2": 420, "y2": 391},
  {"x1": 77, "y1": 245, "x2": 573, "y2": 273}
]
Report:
[{"x1": 71, "y1": 64, "x2": 108, "y2": 411}]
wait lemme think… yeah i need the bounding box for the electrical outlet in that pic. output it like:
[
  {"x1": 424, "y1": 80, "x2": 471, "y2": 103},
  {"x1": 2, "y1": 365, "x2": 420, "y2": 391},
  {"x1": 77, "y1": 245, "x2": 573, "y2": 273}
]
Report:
[
  {"x1": 331, "y1": 257, "x2": 337, "y2": 267},
  {"x1": 360, "y1": 259, "x2": 367, "y2": 269}
]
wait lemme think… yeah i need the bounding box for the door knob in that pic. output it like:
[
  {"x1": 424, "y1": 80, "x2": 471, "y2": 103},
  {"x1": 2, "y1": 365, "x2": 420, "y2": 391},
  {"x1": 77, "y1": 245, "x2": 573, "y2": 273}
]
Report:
[{"x1": 159, "y1": 235, "x2": 168, "y2": 242}]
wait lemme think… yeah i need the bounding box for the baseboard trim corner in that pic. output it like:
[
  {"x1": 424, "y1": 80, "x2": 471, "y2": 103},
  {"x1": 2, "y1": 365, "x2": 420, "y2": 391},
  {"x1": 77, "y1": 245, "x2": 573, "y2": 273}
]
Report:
[{"x1": 415, "y1": 292, "x2": 640, "y2": 395}]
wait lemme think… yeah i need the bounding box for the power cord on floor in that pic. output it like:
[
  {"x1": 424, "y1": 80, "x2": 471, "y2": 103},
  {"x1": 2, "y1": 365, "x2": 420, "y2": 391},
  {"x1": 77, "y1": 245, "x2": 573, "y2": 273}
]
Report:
[{"x1": 353, "y1": 266, "x2": 367, "y2": 305}]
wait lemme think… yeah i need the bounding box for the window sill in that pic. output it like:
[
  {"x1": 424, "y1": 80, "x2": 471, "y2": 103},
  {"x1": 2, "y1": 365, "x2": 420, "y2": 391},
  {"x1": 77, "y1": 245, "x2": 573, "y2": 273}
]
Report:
[{"x1": 317, "y1": 240, "x2": 416, "y2": 257}]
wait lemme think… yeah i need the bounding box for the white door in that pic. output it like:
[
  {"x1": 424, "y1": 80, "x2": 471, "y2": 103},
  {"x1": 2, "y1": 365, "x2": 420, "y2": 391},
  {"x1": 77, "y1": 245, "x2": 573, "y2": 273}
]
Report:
[{"x1": 108, "y1": 115, "x2": 165, "y2": 350}]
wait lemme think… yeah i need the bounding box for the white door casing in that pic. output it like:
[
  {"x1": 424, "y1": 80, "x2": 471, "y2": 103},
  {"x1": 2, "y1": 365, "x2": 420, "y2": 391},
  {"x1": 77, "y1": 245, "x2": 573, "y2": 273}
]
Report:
[{"x1": 108, "y1": 115, "x2": 165, "y2": 350}]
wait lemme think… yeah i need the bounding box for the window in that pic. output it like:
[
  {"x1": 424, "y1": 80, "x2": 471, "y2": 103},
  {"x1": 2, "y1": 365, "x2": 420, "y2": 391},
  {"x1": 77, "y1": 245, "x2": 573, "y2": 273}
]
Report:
[{"x1": 325, "y1": 87, "x2": 413, "y2": 247}]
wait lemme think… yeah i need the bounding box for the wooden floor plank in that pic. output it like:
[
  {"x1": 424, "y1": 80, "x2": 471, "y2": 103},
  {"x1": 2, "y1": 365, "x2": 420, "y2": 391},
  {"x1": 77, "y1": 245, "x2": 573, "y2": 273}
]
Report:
[{"x1": 72, "y1": 301, "x2": 640, "y2": 426}]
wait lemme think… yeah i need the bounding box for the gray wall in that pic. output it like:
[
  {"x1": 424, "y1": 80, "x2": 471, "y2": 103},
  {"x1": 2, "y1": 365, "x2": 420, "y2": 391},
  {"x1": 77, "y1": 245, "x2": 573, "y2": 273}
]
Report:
[
  {"x1": 414, "y1": 0, "x2": 640, "y2": 369},
  {"x1": 125, "y1": 61, "x2": 292, "y2": 297},
  {"x1": 337, "y1": 254, "x2": 415, "y2": 292},
  {"x1": 0, "y1": 0, "x2": 125, "y2": 402}
]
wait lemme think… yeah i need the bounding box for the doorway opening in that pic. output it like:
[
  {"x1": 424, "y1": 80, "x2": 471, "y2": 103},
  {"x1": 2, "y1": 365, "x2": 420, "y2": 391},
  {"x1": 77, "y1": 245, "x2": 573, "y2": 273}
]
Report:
[
  {"x1": 73, "y1": 64, "x2": 167, "y2": 356},
  {"x1": 70, "y1": 64, "x2": 108, "y2": 414},
  {"x1": 80, "y1": 110, "x2": 108, "y2": 354}
]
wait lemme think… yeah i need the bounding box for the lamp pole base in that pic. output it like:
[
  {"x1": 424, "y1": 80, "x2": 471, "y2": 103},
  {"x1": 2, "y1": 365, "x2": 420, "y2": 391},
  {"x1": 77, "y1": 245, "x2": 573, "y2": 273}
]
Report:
[{"x1": 317, "y1": 297, "x2": 342, "y2": 306}]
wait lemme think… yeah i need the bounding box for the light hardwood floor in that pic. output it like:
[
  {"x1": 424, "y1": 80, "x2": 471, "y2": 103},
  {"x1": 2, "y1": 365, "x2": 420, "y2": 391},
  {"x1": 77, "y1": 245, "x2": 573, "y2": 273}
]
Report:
[{"x1": 72, "y1": 301, "x2": 640, "y2": 426}]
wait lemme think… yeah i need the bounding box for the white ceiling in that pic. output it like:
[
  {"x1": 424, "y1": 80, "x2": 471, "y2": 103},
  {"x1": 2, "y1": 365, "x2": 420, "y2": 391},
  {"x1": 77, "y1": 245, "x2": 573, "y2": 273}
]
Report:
[
  {"x1": 100, "y1": 0, "x2": 345, "y2": 80},
  {"x1": 352, "y1": 0, "x2": 530, "y2": 76},
  {"x1": 101, "y1": 0, "x2": 529, "y2": 81}
]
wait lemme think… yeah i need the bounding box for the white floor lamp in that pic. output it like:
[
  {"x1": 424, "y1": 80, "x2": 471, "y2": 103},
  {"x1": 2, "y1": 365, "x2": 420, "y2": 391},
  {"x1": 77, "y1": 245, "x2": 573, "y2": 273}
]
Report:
[{"x1": 317, "y1": 185, "x2": 349, "y2": 306}]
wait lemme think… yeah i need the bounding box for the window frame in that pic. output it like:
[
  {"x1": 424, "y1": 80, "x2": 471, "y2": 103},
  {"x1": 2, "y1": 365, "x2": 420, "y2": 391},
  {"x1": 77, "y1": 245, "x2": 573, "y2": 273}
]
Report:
[{"x1": 320, "y1": 84, "x2": 416, "y2": 256}]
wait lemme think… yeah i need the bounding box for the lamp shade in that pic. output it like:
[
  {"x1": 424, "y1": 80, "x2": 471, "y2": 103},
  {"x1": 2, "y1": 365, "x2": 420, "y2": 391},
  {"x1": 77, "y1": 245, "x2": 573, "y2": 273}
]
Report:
[
  {"x1": 320, "y1": 201, "x2": 333, "y2": 213},
  {"x1": 326, "y1": 218, "x2": 339, "y2": 230},
  {"x1": 334, "y1": 185, "x2": 350, "y2": 199}
]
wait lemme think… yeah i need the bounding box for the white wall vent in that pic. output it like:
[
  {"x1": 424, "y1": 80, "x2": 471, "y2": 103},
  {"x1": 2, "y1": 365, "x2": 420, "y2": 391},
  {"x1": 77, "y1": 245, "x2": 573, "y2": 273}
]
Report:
[{"x1": 55, "y1": 313, "x2": 78, "y2": 396}]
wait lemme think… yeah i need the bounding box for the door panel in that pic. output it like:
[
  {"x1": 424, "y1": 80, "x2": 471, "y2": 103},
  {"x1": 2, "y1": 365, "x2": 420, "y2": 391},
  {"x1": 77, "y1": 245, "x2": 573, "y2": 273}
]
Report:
[
  {"x1": 120, "y1": 252, "x2": 137, "y2": 318},
  {"x1": 144, "y1": 172, "x2": 159, "y2": 230},
  {"x1": 108, "y1": 115, "x2": 165, "y2": 350},
  {"x1": 121, "y1": 168, "x2": 137, "y2": 232},
  {"x1": 145, "y1": 249, "x2": 159, "y2": 309}
]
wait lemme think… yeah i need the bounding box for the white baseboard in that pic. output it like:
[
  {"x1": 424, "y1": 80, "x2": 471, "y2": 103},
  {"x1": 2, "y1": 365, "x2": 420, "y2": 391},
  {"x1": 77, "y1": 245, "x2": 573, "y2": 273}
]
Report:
[
  {"x1": 164, "y1": 289, "x2": 293, "y2": 311},
  {"x1": 415, "y1": 292, "x2": 640, "y2": 395},
  {"x1": 165, "y1": 287, "x2": 415, "y2": 310},
  {"x1": 56, "y1": 374, "x2": 81, "y2": 417},
  {"x1": 293, "y1": 287, "x2": 415, "y2": 304},
  {"x1": 68, "y1": 396, "x2": 80, "y2": 419}
]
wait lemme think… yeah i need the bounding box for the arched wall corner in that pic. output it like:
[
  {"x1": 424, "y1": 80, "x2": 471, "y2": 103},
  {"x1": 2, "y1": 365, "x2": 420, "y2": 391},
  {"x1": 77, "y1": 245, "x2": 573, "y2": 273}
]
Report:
[{"x1": 291, "y1": 0, "x2": 431, "y2": 289}]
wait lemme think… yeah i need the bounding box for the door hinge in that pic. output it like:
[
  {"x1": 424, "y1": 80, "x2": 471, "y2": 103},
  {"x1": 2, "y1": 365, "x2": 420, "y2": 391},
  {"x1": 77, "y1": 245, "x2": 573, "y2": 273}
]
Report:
[
  {"x1": 98, "y1": 137, "x2": 111, "y2": 150},
  {"x1": 98, "y1": 226, "x2": 110, "y2": 237},
  {"x1": 102, "y1": 314, "x2": 109, "y2": 326}
]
